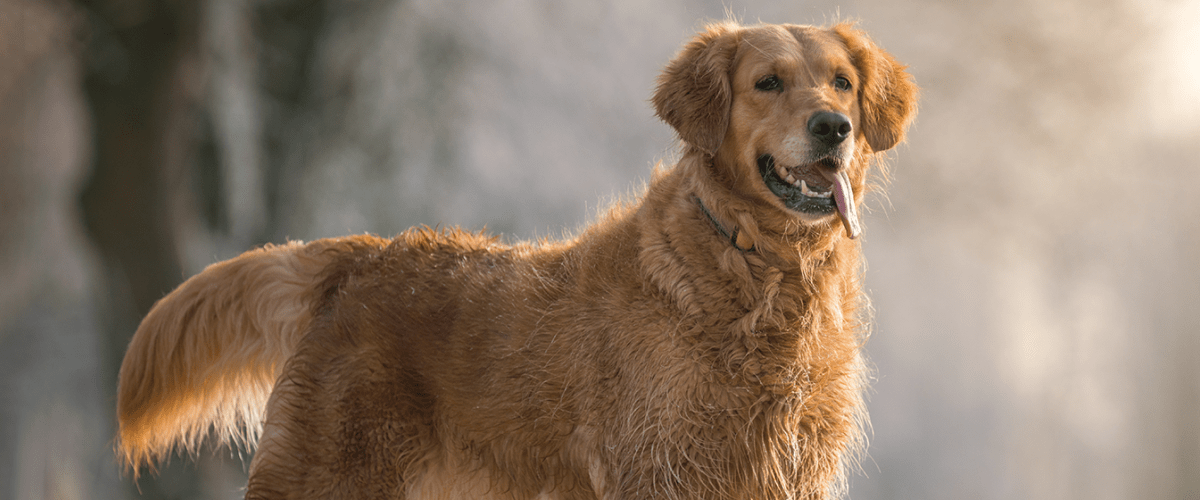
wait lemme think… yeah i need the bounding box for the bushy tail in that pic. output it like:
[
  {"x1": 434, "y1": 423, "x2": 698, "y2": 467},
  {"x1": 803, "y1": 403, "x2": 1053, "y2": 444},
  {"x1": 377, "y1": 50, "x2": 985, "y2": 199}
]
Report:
[{"x1": 115, "y1": 237, "x2": 374, "y2": 475}]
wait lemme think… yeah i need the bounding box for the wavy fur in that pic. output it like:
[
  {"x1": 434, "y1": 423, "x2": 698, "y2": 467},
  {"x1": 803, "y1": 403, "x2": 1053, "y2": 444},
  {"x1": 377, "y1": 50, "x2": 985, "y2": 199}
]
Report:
[{"x1": 116, "y1": 238, "x2": 373, "y2": 473}]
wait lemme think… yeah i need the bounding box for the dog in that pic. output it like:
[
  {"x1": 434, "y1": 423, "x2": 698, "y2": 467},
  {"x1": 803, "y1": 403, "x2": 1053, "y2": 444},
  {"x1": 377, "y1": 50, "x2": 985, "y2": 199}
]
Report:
[{"x1": 117, "y1": 21, "x2": 917, "y2": 499}]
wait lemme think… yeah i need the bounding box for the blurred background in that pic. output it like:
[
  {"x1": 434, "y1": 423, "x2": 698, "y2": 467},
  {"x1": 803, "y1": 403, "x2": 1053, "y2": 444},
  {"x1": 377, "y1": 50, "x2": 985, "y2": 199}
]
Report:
[{"x1": 1, "y1": 0, "x2": 1197, "y2": 498}]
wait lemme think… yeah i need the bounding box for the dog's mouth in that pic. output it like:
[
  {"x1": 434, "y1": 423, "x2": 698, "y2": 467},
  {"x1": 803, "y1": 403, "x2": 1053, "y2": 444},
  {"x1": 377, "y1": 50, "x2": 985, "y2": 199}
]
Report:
[{"x1": 757, "y1": 154, "x2": 861, "y2": 239}]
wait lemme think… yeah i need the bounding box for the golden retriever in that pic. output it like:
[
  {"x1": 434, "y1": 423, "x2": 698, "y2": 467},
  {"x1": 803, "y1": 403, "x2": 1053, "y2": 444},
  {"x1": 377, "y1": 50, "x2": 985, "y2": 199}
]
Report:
[{"x1": 117, "y1": 21, "x2": 917, "y2": 499}]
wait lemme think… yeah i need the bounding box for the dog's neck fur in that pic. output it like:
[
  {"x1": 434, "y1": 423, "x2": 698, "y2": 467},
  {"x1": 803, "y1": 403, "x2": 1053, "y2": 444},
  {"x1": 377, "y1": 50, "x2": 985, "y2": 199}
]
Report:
[
  {"x1": 636, "y1": 149, "x2": 864, "y2": 345},
  {"x1": 595, "y1": 149, "x2": 867, "y2": 498}
]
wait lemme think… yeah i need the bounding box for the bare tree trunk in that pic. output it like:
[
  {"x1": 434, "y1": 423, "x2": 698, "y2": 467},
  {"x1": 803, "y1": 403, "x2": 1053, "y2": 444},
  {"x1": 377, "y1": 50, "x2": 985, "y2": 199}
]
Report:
[{"x1": 75, "y1": 0, "x2": 206, "y2": 497}]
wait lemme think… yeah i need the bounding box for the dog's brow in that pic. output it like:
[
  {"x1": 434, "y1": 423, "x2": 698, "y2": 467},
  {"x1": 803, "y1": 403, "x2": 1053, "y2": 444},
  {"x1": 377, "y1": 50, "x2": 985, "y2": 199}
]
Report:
[
  {"x1": 740, "y1": 38, "x2": 773, "y2": 74},
  {"x1": 744, "y1": 38, "x2": 769, "y2": 59},
  {"x1": 787, "y1": 32, "x2": 833, "y2": 87},
  {"x1": 803, "y1": 54, "x2": 820, "y2": 87}
]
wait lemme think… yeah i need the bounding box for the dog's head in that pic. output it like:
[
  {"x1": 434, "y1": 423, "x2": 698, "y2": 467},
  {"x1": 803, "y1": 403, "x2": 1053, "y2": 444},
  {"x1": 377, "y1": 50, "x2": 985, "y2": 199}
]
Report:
[{"x1": 653, "y1": 22, "x2": 917, "y2": 241}]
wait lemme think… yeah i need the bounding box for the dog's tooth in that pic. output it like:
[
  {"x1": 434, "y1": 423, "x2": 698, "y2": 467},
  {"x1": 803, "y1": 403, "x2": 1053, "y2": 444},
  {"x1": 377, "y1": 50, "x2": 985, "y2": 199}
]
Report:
[
  {"x1": 800, "y1": 180, "x2": 810, "y2": 195},
  {"x1": 776, "y1": 166, "x2": 800, "y2": 187}
]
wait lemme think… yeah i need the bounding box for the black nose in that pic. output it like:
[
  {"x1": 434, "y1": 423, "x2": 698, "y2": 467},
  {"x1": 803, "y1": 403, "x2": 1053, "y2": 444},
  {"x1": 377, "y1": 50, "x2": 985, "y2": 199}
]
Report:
[{"x1": 807, "y1": 111, "x2": 852, "y2": 145}]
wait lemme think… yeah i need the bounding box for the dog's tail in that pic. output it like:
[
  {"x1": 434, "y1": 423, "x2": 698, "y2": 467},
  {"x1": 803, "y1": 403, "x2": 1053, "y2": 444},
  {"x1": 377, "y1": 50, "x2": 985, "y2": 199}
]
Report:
[{"x1": 115, "y1": 236, "x2": 376, "y2": 475}]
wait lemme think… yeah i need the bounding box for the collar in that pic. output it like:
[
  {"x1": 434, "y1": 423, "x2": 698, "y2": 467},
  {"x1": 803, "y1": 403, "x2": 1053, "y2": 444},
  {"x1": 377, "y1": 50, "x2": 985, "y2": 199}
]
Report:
[{"x1": 693, "y1": 195, "x2": 755, "y2": 252}]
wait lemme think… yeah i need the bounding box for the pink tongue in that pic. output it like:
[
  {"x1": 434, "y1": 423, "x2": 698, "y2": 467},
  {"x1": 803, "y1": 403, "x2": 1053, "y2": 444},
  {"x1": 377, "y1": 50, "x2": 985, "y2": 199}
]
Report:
[{"x1": 831, "y1": 171, "x2": 861, "y2": 239}]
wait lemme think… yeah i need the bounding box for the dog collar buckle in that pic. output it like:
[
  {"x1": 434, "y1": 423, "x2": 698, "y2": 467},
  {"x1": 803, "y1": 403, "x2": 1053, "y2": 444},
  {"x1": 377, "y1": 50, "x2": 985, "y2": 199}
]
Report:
[{"x1": 693, "y1": 195, "x2": 755, "y2": 252}]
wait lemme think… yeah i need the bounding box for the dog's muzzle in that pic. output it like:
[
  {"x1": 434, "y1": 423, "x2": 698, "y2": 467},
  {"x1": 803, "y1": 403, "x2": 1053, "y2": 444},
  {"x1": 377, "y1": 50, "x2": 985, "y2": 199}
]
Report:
[{"x1": 758, "y1": 154, "x2": 861, "y2": 239}]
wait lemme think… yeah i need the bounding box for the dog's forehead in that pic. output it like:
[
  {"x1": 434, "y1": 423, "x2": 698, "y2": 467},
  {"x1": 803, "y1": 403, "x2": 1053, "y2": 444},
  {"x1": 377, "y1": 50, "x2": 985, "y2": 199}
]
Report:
[{"x1": 734, "y1": 25, "x2": 851, "y2": 77}]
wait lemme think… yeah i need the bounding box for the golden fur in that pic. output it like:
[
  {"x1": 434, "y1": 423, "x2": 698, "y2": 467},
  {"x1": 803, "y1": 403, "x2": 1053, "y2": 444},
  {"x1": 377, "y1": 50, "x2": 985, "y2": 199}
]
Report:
[{"x1": 117, "y1": 21, "x2": 917, "y2": 499}]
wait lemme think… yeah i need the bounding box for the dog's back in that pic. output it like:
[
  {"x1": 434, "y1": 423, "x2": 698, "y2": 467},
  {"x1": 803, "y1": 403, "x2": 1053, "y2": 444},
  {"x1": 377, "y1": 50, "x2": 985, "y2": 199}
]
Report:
[{"x1": 244, "y1": 228, "x2": 586, "y2": 498}]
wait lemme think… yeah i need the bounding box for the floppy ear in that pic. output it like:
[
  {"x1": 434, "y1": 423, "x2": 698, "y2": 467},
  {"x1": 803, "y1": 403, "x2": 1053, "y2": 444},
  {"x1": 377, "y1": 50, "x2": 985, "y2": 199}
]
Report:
[
  {"x1": 652, "y1": 23, "x2": 740, "y2": 155},
  {"x1": 834, "y1": 23, "x2": 918, "y2": 152}
]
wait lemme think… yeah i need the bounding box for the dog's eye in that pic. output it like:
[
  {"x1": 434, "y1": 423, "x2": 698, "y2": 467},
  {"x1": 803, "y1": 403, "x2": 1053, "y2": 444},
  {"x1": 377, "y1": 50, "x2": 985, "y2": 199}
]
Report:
[
  {"x1": 834, "y1": 76, "x2": 852, "y2": 92},
  {"x1": 755, "y1": 75, "x2": 782, "y2": 92}
]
